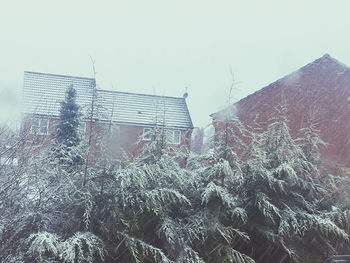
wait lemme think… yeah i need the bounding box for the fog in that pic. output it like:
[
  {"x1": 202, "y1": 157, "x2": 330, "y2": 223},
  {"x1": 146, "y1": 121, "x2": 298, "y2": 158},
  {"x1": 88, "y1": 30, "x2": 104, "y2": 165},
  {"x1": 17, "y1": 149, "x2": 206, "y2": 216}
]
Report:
[{"x1": 1, "y1": 0, "x2": 350, "y2": 127}]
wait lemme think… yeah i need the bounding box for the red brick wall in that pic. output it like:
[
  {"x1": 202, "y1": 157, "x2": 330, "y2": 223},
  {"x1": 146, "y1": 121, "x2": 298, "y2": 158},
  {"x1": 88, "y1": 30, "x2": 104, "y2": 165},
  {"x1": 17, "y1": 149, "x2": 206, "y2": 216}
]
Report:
[
  {"x1": 118, "y1": 125, "x2": 192, "y2": 160},
  {"x1": 21, "y1": 117, "x2": 58, "y2": 148},
  {"x1": 214, "y1": 55, "x2": 350, "y2": 171},
  {"x1": 22, "y1": 116, "x2": 192, "y2": 161}
]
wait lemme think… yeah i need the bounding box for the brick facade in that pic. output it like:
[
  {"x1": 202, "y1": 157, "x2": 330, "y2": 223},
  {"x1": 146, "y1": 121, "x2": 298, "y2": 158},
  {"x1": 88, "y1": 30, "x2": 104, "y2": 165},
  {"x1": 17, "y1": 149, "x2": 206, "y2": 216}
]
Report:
[
  {"x1": 22, "y1": 115, "x2": 192, "y2": 162},
  {"x1": 213, "y1": 54, "x2": 350, "y2": 172}
]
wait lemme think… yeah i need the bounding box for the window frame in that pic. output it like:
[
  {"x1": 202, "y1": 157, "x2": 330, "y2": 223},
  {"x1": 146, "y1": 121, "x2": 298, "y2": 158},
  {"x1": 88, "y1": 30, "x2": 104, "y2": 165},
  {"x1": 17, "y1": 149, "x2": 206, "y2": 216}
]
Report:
[
  {"x1": 171, "y1": 130, "x2": 181, "y2": 145},
  {"x1": 142, "y1": 127, "x2": 152, "y2": 141},
  {"x1": 31, "y1": 117, "x2": 48, "y2": 135}
]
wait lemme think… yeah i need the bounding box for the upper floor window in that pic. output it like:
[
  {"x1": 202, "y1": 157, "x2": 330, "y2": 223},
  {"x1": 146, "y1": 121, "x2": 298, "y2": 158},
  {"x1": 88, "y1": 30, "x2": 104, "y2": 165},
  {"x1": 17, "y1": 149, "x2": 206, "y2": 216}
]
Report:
[
  {"x1": 143, "y1": 128, "x2": 152, "y2": 141},
  {"x1": 142, "y1": 128, "x2": 181, "y2": 144},
  {"x1": 171, "y1": 130, "x2": 181, "y2": 144},
  {"x1": 31, "y1": 118, "x2": 48, "y2": 135}
]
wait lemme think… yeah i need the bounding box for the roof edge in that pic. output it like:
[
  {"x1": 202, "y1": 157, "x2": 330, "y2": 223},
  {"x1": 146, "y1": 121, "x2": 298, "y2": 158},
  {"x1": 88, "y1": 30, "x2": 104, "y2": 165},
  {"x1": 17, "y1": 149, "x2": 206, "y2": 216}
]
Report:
[
  {"x1": 210, "y1": 53, "x2": 350, "y2": 117},
  {"x1": 24, "y1": 71, "x2": 95, "y2": 81},
  {"x1": 96, "y1": 89, "x2": 187, "y2": 100}
]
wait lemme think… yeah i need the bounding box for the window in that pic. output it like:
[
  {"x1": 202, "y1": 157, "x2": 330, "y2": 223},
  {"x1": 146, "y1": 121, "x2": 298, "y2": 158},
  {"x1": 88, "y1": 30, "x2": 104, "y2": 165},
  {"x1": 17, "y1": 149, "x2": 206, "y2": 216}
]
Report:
[
  {"x1": 31, "y1": 118, "x2": 48, "y2": 135},
  {"x1": 172, "y1": 130, "x2": 181, "y2": 144},
  {"x1": 143, "y1": 128, "x2": 152, "y2": 140},
  {"x1": 142, "y1": 128, "x2": 180, "y2": 144}
]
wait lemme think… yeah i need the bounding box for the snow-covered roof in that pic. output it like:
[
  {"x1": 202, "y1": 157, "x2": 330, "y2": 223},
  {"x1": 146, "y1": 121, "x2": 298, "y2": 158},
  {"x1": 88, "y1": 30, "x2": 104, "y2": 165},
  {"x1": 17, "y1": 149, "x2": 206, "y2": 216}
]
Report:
[
  {"x1": 22, "y1": 71, "x2": 95, "y2": 118},
  {"x1": 97, "y1": 90, "x2": 193, "y2": 129},
  {"x1": 22, "y1": 71, "x2": 193, "y2": 129}
]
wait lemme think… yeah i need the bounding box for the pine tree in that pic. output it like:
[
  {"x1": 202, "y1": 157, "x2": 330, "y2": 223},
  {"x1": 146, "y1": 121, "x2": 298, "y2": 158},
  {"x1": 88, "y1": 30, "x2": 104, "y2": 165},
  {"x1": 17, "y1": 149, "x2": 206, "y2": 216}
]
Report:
[
  {"x1": 184, "y1": 106, "x2": 253, "y2": 263},
  {"x1": 52, "y1": 84, "x2": 83, "y2": 167},
  {"x1": 195, "y1": 101, "x2": 349, "y2": 263},
  {"x1": 56, "y1": 85, "x2": 80, "y2": 147},
  {"x1": 234, "y1": 103, "x2": 349, "y2": 262},
  {"x1": 88, "y1": 129, "x2": 203, "y2": 262}
]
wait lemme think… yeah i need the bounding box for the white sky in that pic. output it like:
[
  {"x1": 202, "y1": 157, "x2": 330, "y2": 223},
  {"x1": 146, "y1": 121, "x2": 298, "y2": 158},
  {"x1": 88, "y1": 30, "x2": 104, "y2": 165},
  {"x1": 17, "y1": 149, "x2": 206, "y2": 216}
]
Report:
[{"x1": 1, "y1": 0, "x2": 350, "y2": 128}]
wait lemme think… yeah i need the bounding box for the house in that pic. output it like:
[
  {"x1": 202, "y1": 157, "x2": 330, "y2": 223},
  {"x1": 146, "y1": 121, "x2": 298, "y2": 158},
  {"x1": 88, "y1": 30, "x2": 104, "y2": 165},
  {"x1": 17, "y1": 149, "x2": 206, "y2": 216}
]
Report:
[
  {"x1": 21, "y1": 71, "x2": 193, "y2": 159},
  {"x1": 212, "y1": 54, "x2": 350, "y2": 172}
]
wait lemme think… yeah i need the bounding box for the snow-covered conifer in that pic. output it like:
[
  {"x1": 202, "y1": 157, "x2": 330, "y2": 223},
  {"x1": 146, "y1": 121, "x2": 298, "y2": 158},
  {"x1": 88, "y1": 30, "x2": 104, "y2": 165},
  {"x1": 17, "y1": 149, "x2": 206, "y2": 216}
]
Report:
[
  {"x1": 56, "y1": 85, "x2": 80, "y2": 147},
  {"x1": 234, "y1": 102, "x2": 349, "y2": 262},
  {"x1": 51, "y1": 84, "x2": 84, "y2": 168}
]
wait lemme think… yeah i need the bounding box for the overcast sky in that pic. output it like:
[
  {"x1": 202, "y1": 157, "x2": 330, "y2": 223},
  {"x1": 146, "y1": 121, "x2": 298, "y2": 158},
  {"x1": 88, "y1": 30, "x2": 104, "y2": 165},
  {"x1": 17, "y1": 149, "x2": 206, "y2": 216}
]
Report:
[{"x1": 1, "y1": 0, "x2": 350, "y2": 128}]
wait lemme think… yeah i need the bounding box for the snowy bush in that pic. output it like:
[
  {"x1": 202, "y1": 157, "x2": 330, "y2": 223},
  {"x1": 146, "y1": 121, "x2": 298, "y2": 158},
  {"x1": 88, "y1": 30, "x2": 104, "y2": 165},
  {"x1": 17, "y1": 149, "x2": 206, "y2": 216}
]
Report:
[
  {"x1": 1, "y1": 101, "x2": 349, "y2": 263},
  {"x1": 60, "y1": 232, "x2": 105, "y2": 263},
  {"x1": 26, "y1": 232, "x2": 61, "y2": 262}
]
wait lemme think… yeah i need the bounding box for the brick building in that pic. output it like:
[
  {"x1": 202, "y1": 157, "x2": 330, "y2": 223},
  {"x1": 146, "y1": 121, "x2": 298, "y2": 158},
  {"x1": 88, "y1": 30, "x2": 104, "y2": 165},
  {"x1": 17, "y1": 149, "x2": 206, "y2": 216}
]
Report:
[
  {"x1": 21, "y1": 71, "x2": 193, "y2": 159},
  {"x1": 212, "y1": 54, "x2": 350, "y2": 171}
]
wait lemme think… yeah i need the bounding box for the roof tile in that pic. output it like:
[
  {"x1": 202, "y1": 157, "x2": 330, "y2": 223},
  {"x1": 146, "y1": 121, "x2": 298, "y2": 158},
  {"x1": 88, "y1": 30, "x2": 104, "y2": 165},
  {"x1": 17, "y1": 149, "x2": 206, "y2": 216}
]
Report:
[{"x1": 22, "y1": 71, "x2": 193, "y2": 129}]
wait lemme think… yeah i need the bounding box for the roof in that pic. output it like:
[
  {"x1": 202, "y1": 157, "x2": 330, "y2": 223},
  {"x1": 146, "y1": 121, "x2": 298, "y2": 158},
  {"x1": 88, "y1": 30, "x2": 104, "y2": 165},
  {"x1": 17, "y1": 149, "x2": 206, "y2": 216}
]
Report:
[
  {"x1": 212, "y1": 53, "x2": 350, "y2": 167},
  {"x1": 22, "y1": 71, "x2": 95, "y2": 117},
  {"x1": 97, "y1": 90, "x2": 193, "y2": 128},
  {"x1": 212, "y1": 53, "x2": 349, "y2": 117},
  {"x1": 22, "y1": 71, "x2": 193, "y2": 129}
]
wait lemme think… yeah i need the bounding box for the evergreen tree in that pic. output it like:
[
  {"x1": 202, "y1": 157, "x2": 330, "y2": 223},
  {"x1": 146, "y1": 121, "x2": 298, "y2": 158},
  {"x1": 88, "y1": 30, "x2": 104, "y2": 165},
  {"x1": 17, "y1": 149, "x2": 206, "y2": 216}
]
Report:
[
  {"x1": 83, "y1": 129, "x2": 203, "y2": 262},
  {"x1": 56, "y1": 85, "x2": 81, "y2": 147},
  {"x1": 52, "y1": 84, "x2": 83, "y2": 167},
  {"x1": 2, "y1": 92, "x2": 349, "y2": 262},
  {"x1": 196, "y1": 102, "x2": 349, "y2": 263},
  {"x1": 233, "y1": 103, "x2": 349, "y2": 262},
  {"x1": 193, "y1": 108, "x2": 254, "y2": 263}
]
